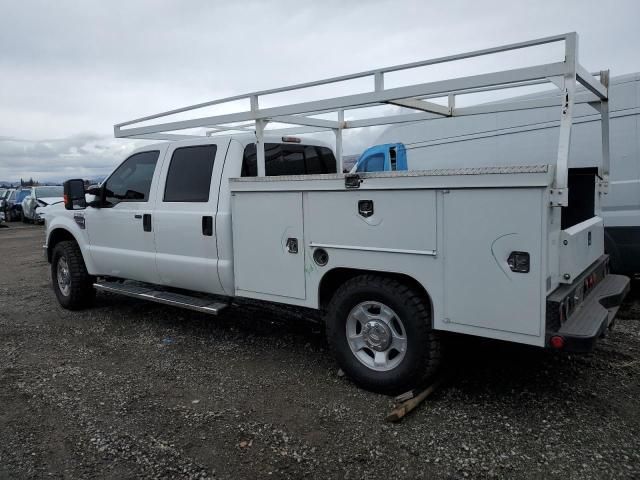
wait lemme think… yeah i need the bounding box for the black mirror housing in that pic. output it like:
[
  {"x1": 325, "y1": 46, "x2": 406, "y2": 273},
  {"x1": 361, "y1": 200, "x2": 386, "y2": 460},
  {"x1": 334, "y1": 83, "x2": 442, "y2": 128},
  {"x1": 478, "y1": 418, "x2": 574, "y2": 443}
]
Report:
[{"x1": 63, "y1": 179, "x2": 87, "y2": 210}]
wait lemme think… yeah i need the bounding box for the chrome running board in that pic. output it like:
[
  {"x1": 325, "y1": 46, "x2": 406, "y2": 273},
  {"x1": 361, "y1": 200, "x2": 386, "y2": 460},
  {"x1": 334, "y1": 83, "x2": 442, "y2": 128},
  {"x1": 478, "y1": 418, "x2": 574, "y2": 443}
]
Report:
[{"x1": 94, "y1": 281, "x2": 228, "y2": 315}]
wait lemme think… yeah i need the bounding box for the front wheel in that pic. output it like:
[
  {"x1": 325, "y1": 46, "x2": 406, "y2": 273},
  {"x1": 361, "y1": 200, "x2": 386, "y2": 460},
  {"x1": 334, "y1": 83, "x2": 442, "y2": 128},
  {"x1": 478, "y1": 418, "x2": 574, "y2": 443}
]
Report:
[
  {"x1": 325, "y1": 275, "x2": 442, "y2": 394},
  {"x1": 51, "y1": 241, "x2": 95, "y2": 309}
]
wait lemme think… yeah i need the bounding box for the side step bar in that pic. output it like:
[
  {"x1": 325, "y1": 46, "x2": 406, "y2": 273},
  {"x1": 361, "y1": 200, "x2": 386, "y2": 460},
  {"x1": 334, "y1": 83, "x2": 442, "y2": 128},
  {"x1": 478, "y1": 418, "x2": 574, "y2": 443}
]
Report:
[{"x1": 94, "y1": 281, "x2": 228, "y2": 315}]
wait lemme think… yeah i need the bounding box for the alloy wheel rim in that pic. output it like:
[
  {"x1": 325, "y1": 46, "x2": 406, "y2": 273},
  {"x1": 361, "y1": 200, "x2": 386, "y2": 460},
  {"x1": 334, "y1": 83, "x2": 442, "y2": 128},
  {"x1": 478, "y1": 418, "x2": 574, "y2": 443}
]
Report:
[
  {"x1": 57, "y1": 257, "x2": 71, "y2": 296},
  {"x1": 345, "y1": 301, "x2": 407, "y2": 372}
]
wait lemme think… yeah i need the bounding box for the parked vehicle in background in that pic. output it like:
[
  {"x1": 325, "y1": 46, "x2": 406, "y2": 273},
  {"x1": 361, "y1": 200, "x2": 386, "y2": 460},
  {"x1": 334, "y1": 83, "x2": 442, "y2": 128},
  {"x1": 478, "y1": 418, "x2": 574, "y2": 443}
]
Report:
[
  {"x1": 0, "y1": 191, "x2": 6, "y2": 226},
  {"x1": 21, "y1": 185, "x2": 64, "y2": 223},
  {"x1": 9, "y1": 189, "x2": 32, "y2": 222},
  {"x1": 352, "y1": 143, "x2": 407, "y2": 173},
  {"x1": 44, "y1": 34, "x2": 629, "y2": 394},
  {"x1": 0, "y1": 189, "x2": 12, "y2": 219},
  {"x1": 4, "y1": 189, "x2": 20, "y2": 221}
]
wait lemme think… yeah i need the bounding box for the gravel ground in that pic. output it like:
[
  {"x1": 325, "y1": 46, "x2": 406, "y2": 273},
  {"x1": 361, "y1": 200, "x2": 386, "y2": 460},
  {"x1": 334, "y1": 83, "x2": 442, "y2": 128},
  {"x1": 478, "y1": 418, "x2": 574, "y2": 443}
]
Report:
[{"x1": 1, "y1": 224, "x2": 639, "y2": 479}]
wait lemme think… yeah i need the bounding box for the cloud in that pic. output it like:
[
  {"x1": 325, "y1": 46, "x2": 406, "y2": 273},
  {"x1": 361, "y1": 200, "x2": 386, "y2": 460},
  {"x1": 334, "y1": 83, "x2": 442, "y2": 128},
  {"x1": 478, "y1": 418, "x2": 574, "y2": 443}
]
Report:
[{"x1": 0, "y1": 135, "x2": 144, "y2": 183}]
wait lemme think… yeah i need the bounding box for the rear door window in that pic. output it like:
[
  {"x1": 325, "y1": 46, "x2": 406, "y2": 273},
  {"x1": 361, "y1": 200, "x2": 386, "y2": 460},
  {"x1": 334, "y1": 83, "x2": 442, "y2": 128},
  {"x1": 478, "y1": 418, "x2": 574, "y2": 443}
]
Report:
[
  {"x1": 242, "y1": 143, "x2": 337, "y2": 177},
  {"x1": 164, "y1": 145, "x2": 217, "y2": 202}
]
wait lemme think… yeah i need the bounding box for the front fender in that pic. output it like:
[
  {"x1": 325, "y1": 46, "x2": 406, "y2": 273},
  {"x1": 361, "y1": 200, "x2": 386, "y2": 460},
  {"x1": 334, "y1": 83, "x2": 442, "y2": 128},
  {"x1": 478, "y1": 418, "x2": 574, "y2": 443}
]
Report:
[{"x1": 46, "y1": 213, "x2": 98, "y2": 275}]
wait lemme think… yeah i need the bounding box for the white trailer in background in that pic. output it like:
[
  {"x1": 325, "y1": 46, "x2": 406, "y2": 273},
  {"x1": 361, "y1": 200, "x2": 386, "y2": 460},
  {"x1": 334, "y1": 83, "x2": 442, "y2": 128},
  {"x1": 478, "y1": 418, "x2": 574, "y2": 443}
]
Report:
[
  {"x1": 45, "y1": 33, "x2": 629, "y2": 394},
  {"x1": 375, "y1": 73, "x2": 640, "y2": 274}
]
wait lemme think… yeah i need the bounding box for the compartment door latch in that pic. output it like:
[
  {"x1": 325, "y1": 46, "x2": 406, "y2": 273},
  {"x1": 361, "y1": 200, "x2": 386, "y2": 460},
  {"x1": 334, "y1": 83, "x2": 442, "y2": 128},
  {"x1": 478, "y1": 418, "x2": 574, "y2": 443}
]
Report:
[
  {"x1": 358, "y1": 200, "x2": 374, "y2": 218},
  {"x1": 286, "y1": 238, "x2": 299, "y2": 254}
]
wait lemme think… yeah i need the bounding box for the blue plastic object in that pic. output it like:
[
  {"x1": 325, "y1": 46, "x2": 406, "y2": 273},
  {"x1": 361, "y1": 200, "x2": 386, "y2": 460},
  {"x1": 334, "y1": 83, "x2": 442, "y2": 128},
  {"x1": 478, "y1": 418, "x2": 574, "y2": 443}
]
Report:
[{"x1": 354, "y1": 143, "x2": 407, "y2": 173}]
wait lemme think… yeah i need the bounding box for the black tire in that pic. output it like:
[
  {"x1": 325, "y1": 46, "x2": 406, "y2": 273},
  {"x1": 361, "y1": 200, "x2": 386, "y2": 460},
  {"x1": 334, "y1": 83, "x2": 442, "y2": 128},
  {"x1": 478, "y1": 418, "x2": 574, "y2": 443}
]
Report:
[
  {"x1": 325, "y1": 274, "x2": 442, "y2": 394},
  {"x1": 51, "y1": 240, "x2": 95, "y2": 310}
]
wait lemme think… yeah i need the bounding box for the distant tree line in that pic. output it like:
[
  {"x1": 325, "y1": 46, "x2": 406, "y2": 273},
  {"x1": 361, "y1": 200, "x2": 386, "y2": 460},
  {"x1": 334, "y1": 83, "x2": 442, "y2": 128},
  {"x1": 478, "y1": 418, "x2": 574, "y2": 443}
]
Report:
[{"x1": 20, "y1": 178, "x2": 40, "y2": 187}]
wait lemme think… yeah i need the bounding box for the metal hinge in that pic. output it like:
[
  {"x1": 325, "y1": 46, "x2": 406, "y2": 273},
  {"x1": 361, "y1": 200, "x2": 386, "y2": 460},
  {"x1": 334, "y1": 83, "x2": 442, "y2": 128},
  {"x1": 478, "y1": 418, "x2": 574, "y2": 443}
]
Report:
[
  {"x1": 597, "y1": 176, "x2": 609, "y2": 195},
  {"x1": 549, "y1": 188, "x2": 568, "y2": 207},
  {"x1": 345, "y1": 173, "x2": 362, "y2": 189}
]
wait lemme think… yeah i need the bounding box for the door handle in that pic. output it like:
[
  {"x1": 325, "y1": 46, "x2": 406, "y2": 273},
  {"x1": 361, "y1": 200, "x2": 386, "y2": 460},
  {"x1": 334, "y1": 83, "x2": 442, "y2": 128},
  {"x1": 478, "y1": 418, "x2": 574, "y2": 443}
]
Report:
[
  {"x1": 202, "y1": 216, "x2": 213, "y2": 236},
  {"x1": 143, "y1": 213, "x2": 152, "y2": 232},
  {"x1": 134, "y1": 214, "x2": 142, "y2": 219}
]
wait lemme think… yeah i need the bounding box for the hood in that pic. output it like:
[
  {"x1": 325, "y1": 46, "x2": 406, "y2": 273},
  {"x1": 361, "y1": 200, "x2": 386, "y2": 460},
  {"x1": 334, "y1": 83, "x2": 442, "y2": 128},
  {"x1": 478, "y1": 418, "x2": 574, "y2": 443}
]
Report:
[
  {"x1": 37, "y1": 201, "x2": 65, "y2": 222},
  {"x1": 36, "y1": 196, "x2": 64, "y2": 207},
  {"x1": 38, "y1": 197, "x2": 64, "y2": 205}
]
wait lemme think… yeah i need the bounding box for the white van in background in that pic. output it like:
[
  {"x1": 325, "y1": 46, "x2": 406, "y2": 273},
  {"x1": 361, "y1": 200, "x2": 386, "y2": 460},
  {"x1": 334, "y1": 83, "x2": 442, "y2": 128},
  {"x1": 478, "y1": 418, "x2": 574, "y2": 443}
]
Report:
[{"x1": 375, "y1": 73, "x2": 640, "y2": 274}]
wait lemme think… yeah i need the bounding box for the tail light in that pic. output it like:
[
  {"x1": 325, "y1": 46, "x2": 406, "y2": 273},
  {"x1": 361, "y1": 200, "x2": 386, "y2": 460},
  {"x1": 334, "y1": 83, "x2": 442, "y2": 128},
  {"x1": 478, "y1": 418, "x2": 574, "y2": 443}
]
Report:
[{"x1": 550, "y1": 336, "x2": 565, "y2": 349}]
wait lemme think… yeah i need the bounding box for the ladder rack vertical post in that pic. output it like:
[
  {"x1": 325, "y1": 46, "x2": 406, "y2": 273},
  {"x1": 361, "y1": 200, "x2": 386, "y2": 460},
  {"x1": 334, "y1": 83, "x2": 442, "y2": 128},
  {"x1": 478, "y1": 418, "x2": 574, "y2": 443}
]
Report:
[
  {"x1": 553, "y1": 32, "x2": 578, "y2": 206},
  {"x1": 374, "y1": 71, "x2": 384, "y2": 92},
  {"x1": 335, "y1": 109, "x2": 344, "y2": 172},
  {"x1": 599, "y1": 70, "x2": 611, "y2": 191},
  {"x1": 251, "y1": 95, "x2": 267, "y2": 177},
  {"x1": 448, "y1": 93, "x2": 456, "y2": 114},
  {"x1": 255, "y1": 119, "x2": 267, "y2": 177}
]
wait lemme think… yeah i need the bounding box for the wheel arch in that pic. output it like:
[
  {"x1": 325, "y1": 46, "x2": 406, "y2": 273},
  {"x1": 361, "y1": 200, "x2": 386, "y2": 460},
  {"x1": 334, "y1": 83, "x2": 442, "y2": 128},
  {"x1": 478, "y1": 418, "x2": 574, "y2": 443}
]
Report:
[
  {"x1": 47, "y1": 227, "x2": 82, "y2": 263},
  {"x1": 318, "y1": 267, "x2": 433, "y2": 317}
]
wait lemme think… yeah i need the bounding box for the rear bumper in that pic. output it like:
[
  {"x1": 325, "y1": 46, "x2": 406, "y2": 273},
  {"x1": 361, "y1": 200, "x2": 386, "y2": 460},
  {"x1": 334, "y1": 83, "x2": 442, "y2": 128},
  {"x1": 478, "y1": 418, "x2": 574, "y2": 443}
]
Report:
[{"x1": 546, "y1": 256, "x2": 630, "y2": 352}]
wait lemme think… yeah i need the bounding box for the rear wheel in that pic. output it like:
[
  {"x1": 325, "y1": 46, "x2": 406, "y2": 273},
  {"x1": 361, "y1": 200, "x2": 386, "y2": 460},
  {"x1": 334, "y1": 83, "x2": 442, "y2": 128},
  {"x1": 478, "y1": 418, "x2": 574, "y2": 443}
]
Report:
[
  {"x1": 325, "y1": 275, "x2": 441, "y2": 394},
  {"x1": 51, "y1": 240, "x2": 95, "y2": 309}
]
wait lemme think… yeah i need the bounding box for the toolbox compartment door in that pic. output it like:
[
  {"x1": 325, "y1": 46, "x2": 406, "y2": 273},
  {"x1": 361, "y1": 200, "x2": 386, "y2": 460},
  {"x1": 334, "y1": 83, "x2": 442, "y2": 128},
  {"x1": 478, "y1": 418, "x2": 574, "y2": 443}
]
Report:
[
  {"x1": 442, "y1": 188, "x2": 544, "y2": 337},
  {"x1": 231, "y1": 191, "x2": 306, "y2": 299}
]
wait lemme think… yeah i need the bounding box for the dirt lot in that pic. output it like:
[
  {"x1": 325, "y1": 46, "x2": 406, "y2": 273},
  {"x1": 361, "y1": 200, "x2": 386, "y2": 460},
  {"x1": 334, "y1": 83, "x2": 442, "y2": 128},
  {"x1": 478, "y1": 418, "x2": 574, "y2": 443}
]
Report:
[{"x1": 1, "y1": 224, "x2": 639, "y2": 479}]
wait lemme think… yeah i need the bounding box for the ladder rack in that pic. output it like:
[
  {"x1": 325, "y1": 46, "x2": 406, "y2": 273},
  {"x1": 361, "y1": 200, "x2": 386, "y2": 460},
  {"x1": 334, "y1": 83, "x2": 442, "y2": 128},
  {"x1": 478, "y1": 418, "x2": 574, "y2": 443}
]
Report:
[{"x1": 114, "y1": 32, "x2": 609, "y2": 205}]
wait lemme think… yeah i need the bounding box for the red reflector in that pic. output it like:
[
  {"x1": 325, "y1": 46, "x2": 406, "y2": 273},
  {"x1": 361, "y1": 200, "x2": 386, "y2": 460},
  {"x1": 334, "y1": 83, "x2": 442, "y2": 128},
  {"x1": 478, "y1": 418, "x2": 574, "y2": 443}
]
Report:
[{"x1": 550, "y1": 336, "x2": 565, "y2": 349}]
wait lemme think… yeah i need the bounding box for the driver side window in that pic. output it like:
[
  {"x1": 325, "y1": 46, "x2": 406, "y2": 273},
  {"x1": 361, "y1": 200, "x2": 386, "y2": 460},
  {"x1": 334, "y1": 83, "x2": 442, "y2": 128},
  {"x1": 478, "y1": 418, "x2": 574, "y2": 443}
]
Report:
[{"x1": 104, "y1": 151, "x2": 160, "y2": 207}]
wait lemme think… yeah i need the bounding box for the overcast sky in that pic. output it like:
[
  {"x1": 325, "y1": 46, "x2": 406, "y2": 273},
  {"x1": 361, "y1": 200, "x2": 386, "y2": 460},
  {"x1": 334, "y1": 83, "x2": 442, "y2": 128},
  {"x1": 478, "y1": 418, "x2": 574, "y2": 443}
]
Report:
[{"x1": 1, "y1": 0, "x2": 640, "y2": 183}]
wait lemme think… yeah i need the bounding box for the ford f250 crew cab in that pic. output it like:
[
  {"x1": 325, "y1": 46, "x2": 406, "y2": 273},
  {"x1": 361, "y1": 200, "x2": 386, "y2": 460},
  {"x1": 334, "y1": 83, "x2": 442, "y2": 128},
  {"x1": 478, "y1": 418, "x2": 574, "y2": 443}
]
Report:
[{"x1": 44, "y1": 33, "x2": 630, "y2": 393}]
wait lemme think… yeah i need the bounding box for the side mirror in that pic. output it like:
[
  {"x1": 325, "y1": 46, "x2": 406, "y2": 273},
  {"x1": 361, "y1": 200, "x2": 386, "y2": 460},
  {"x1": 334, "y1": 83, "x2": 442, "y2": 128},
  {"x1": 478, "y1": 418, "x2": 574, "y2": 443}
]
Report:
[{"x1": 63, "y1": 179, "x2": 87, "y2": 210}]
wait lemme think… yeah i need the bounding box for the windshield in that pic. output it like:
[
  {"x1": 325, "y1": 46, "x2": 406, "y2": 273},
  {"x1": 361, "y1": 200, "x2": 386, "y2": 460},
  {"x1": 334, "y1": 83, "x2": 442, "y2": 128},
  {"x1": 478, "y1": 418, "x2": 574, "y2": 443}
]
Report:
[{"x1": 36, "y1": 186, "x2": 63, "y2": 198}]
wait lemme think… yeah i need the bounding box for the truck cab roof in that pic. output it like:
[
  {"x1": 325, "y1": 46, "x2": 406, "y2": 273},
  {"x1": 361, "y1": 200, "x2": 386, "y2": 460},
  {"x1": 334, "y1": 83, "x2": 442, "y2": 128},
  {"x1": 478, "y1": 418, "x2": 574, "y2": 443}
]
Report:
[{"x1": 136, "y1": 134, "x2": 334, "y2": 155}]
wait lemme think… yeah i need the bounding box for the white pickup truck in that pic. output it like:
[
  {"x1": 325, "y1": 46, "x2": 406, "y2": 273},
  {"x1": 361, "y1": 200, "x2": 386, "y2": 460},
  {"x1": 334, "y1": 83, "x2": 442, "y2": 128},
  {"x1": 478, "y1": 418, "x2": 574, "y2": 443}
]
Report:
[{"x1": 44, "y1": 33, "x2": 630, "y2": 393}]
